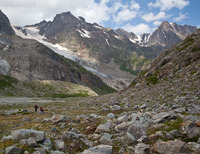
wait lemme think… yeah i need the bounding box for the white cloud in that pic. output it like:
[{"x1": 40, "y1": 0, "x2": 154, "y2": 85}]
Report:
[
  {"x1": 0, "y1": 0, "x2": 111, "y2": 26},
  {"x1": 142, "y1": 11, "x2": 171, "y2": 22},
  {"x1": 148, "y1": 0, "x2": 190, "y2": 11},
  {"x1": 173, "y1": 12, "x2": 187, "y2": 22},
  {"x1": 122, "y1": 23, "x2": 151, "y2": 35},
  {"x1": 130, "y1": 1, "x2": 140, "y2": 10},
  {"x1": 114, "y1": 9, "x2": 137, "y2": 23},
  {"x1": 153, "y1": 21, "x2": 162, "y2": 26}
]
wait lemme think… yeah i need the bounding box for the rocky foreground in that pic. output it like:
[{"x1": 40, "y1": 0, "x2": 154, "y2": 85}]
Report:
[{"x1": 0, "y1": 96, "x2": 199, "y2": 154}]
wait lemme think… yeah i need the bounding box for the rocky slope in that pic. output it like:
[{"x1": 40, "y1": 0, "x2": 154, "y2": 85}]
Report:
[
  {"x1": 0, "y1": 29, "x2": 199, "y2": 154},
  {"x1": 0, "y1": 10, "x2": 115, "y2": 95}
]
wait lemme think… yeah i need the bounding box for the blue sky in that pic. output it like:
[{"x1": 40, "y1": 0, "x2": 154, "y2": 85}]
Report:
[{"x1": 0, "y1": 0, "x2": 199, "y2": 35}]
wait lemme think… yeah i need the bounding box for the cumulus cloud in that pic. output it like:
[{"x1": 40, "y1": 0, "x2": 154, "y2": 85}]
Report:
[
  {"x1": 142, "y1": 11, "x2": 171, "y2": 22},
  {"x1": 114, "y1": 9, "x2": 137, "y2": 23},
  {"x1": 173, "y1": 12, "x2": 187, "y2": 22},
  {"x1": 0, "y1": 0, "x2": 111, "y2": 26},
  {"x1": 112, "y1": 1, "x2": 140, "y2": 23},
  {"x1": 148, "y1": 0, "x2": 190, "y2": 11},
  {"x1": 122, "y1": 23, "x2": 151, "y2": 35},
  {"x1": 153, "y1": 21, "x2": 162, "y2": 26}
]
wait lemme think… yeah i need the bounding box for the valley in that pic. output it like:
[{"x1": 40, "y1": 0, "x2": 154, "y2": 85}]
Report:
[{"x1": 0, "y1": 7, "x2": 200, "y2": 154}]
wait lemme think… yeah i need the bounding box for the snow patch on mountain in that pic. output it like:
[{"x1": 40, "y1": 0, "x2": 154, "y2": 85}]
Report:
[
  {"x1": 94, "y1": 25, "x2": 103, "y2": 29},
  {"x1": 77, "y1": 29, "x2": 91, "y2": 38}
]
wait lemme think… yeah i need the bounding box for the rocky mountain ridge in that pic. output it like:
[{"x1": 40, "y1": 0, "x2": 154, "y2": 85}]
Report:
[
  {"x1": 24, "y1": 11, "x2": 159, "y2": 76},
  {"x1": 21, "y1": 11, "x2": 197, "y2": 91}
]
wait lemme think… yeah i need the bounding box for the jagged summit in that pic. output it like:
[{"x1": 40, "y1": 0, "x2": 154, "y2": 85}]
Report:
[
  {"x1": 0, "y1": 10, "x2": 15, "y2": 35},
  {"x1": 147, "y1": 21, "x2": 197, "y2": 48}
]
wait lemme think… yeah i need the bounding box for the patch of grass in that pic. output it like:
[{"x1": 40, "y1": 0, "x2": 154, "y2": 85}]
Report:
[
  {"x1": 52, "y1": 93, "x2": 89, "y2": 98},
  {"x1": 146, "y1": 70, "x2": 159, "y2": 85},
  {"x1": 164, "y1": 118, "x2": 183, "y2": 132},
  {"x1": 178, "y1": 37, "x2": 195, "y2": 52},
  {"x1": 0, "y1": 75, "x2": 18, "y2": 89}
]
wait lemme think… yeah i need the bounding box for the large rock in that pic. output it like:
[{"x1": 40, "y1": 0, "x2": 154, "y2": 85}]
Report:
[
  {"x1": 151, "y1": 139, "x2": 194, "y2": 154},
  {"x1": 115, "y1": 122, "x2": 132, "y2": 132},
  {"x1": 99, "y1": 133, "x2": 112, "y2": 144},
  {"x1": 95, "y1": 121, "x2": 111, "y2": 133},
  {"x1": 179, "y1": 121, "x2": 200, "y2": 139},
  {"x1": 152, "y1": 112, "x2": 176, "y2": 123},
  {"x1": 82, "y1": 144, "x2": 113, "y2": 154},
  {"x1": 135, "y1": 143, "x2": 150, "y2": 154},
  {"x1": 20, "y1": 137, "x2": 37, "y2": 147},
  {"x1": 123, "y1": 132, "x2": 136, "y2": 146},
  {"x1": 50, "y1": 114, "x2": 66, "y2": 123},
  {"x1": 5, "y1": 146, "x2": 23, "y2": 154},
  {"x1": 11, "y1": 129, "x2": 45, "y2": 142},
  {"x1": 127, "y1": 125, "x2": 146, "y2": 140}
]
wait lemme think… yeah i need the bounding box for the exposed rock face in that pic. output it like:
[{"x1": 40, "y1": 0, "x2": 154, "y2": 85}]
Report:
[
  {"x1": 0, "y1": 10, "x2": 15, "y2": 35},
  {"x1": 0, "y1": 35, "x2": 115, "y2": 95},
  {"x1": 147, "y1": 21, "x2": 197, "y2": 49}
]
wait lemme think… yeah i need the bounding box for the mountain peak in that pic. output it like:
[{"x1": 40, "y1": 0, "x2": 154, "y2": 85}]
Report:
[{"x1": 159, "y1": 21, "x2": 172, "y2": 30}]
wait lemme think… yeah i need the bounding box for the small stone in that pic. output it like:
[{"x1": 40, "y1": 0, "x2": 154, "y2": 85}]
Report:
[
  {"x1": 32, "y1": 148, "x2": 46, "y2": 154},
  {"x1": 198, "y1": 137, "x2": 200, "y2": 144},
  {"x1": 50, "y1": 151, "x2": 65, "y2": 154},
  {"x1": 110, "y1": 105, "x2": 122, "y2": 111},
  {"x1": 41, "y1": 138, "x2": 52, "y2": 150},
  {"x1": 135, "y1": 143, "x2": 150, "y2": 154},
  {"x1": 53, "y1": 140, "x2": 65, "y2": 151},
  {"x1": 82, "y1": 144, "x2": 113, "y2": 154},
  {"x1": 123, "y1": 132, "x2": 136, "y2": 146},
  {"x1": 99, "y1": 133, "x2": 112, "y2": 144},
  {"x1": 140, "y1": 104, "x2": 147, "y2": 109},
  {"x1": 101, "y1": 108, "x2": 109, "y2": 112},
  {"x1": 107, "y1": 113, "x2": 115, "y2": 119}
]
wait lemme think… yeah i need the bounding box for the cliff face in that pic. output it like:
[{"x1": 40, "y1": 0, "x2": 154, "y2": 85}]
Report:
[{"x1": 0, "y1": 10, "x2": 15, "y2": 35}]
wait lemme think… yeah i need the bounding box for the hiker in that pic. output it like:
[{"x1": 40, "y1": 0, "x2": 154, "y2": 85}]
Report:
[
  {"x1": 40, "y1": 107, "x2": 44, "y2": 114},
  {"x1": 34, "y1": 104, "x2": 38, "y2": 112}
]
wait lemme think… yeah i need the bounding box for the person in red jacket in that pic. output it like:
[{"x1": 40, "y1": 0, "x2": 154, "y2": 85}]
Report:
[
  {"x1": 40, "y1": 107, "x2": 44, "y2": 114},
  {"x1": 34, "y1": 104, "x2": 38, "y2": 112}
]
